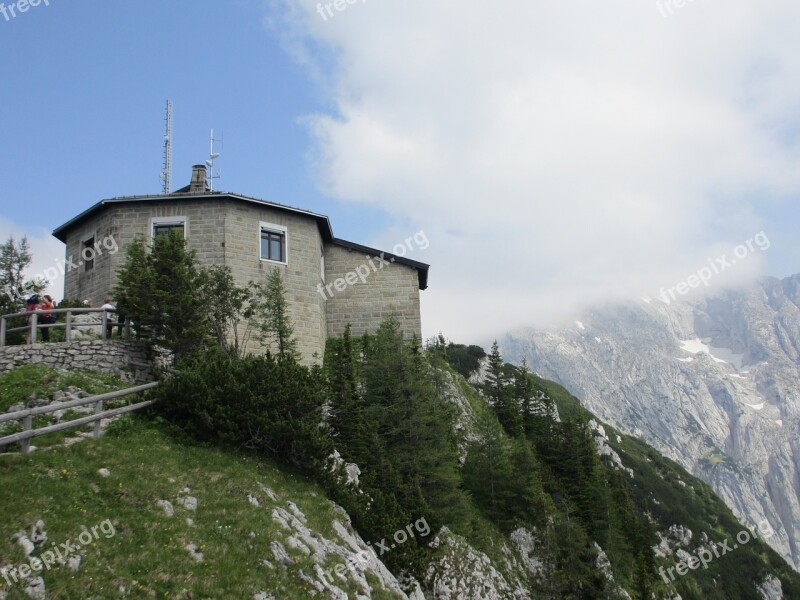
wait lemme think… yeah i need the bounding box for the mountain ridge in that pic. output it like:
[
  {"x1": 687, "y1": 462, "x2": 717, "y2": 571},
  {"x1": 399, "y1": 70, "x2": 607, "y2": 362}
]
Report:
[{"x1": 503, "y1": 272, "x2": 800, "y2": 573}]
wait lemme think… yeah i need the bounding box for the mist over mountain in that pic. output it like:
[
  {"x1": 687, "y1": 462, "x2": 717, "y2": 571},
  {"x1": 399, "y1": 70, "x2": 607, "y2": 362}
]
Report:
[{"x1": 503, "y1": 273, "x2": 800, "y2": 572}]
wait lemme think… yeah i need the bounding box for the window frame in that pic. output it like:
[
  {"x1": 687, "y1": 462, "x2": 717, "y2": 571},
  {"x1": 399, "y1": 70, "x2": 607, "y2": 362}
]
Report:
[
  {"x1": 82, "y1": 235, "x2": 96, "y2": 272},
  {"x1": 149, "y1": 216, "x2": 188, "y2": 240},
  {"x1": 259, "y1": 222, "x2": 288, "y2": 265}
]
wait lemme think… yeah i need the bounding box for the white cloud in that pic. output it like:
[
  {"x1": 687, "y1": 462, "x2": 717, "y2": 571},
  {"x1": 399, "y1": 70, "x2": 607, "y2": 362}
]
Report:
[
  {"x1": 0, "y1": 217, "x2": 65, "y2": 302},
  {"x1": 273, "y1": 0, "x2": 800, "y2": 341}
]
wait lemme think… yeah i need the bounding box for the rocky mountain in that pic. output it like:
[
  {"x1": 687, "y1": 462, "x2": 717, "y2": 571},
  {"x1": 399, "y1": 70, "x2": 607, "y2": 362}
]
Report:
[{"x1": 503, "y1": 273, "x2": 800, "y2": 573}]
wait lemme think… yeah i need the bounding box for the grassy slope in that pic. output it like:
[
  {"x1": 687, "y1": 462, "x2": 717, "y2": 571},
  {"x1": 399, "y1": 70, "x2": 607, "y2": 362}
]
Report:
[
  {"x1": 0, "y1": 366, "x2": 136, "y2": 453},
  {"x1": 0, "y1": 415, "x2": 404, "y2": 600},
  {"x1": 3, "y1": 364, "x2": 798, "y2": 599},
  {"x1": 0, "y1": 365, "x2": 128, "y2": 414}
]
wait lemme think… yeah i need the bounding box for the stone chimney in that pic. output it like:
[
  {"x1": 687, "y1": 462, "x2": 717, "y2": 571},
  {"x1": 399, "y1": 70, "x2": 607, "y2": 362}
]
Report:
[{"x1": 189, "y1": 164, "x2": 207, "y2": 193}]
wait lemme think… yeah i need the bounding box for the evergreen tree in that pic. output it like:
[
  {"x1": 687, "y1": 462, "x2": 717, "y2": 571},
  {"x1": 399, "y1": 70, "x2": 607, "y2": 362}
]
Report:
[
  {"x1": 0, "y1": 236, "x2": 45, "y2": 315},
  {"x1": 158, "y1": 346, "x2": 332, "y2": 467},
  {"x1": 484, "y1": 341, "x2": 523, "y2": 436},
  {"x1": 198, "y1": 265, "x2": 256, "y2": 357},
  {"x1": 632, "y1": 550, "x2": 654, "y2": 600},
  {"x1": 113, "y1": 231, "x2": 209, "y2": 362},
  {"x1": 441, "y1": 340, "x2": 485, "y2": 378},
  {"x1": 485, "y1": 340, "x2": 505, "y2": 400},
  {"x1": 515, "y1": 359, "x2": 540, "y2": 436},
  {"x1": 254, "y1": 269, "x2": 298, "y2": 360},
  {"x1": 463, "y1": 414, "x2": 516, "y2": 528},
  {"x1": 508, "y1": 438, "x2": 549, "y2": 527},
  {"x1": 547, "y1": 515, "x2": 608, "y2": 598},
  {"x1": 325, "y1": 325, "x2": 370, "y2": 464},
  {"x1": 359, "y1": 319, "x2": 468, "y2": 531}
]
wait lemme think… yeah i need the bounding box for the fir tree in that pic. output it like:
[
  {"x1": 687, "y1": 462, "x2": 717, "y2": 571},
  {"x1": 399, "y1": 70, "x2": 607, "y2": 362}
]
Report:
[
  {"x1": 254, "y1": 269, "x2": 298, "y2": 360},
  {"x1": 325, "y1": 325, "x2": 370, "y2": 464},
  {"x1": 114, "y1": 230, "x2": 209, "y2": 362},
  {"x1": 0, "y1": 236, "x2": 45, "y2": 314},
  {"x1": 359, "y1": 319, "x2": 468, "y2": 530},
  {"x1": 198, "y1": 265, "x2": 256, "y2": 356},
  {"x1": 484, "y1": 341, "x2": 523, "y2": 436},
  {"x1": 463, "y1": 414, "x2": 516, "y2": 527}
]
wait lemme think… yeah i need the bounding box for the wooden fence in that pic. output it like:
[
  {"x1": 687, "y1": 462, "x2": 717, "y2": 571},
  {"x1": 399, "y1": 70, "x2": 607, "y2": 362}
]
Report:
[
  {"x1": 0, "y1": 382, "x2": 159, "y2": 454},
  {"x1": 0, "y1": 307, "x2": 131, "y2": 347}
]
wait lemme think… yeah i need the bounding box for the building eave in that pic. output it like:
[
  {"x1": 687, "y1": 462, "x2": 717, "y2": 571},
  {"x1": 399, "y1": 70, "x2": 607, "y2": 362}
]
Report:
[{"x1": 52, "y1": 191, "x2": 335, "y2": 243}]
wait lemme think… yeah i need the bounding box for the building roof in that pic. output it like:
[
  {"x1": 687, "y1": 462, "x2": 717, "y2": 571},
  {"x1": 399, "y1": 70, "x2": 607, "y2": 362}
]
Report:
[
  {"x1": 52, "y1": 190, "x2": 429, "y2": 290},
  {"x1": 331, "y1": 238, "x2": 429, "y2": 290}
]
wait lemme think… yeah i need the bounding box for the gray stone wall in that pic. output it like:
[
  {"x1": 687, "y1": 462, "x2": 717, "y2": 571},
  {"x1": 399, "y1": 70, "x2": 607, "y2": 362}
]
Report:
[
  {"x1": 0, "y1": 341, "x2": 151, "y2": 383},
  {"x1": 222, "y1": 202, "x2": 327, "y2": 362},
  {"x1": 63, "y1": 200, "x2": 228, "y2": 306},
  {"x1": 60, "y1": 196, "x2": 424, "y2": 364},
  {"x1": 323, "y1": 244, "x2": 422, "y2": 340},
  {"x1": 63, "y1": 206, "x2": 117, "y2": 306},
  {"x1": 63, "y1": 198, "x2": 329, "y2": 363}
]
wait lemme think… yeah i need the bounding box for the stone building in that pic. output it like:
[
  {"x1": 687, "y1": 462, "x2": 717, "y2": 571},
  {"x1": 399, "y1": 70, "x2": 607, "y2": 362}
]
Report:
[{"x1": 52, "y1": 165, "x2": 429, "y2": 361}]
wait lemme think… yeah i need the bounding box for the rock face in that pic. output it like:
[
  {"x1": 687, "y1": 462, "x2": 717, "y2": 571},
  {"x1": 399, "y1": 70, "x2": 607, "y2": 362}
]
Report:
[
  {"x1": 503, "y1": 273, "x2": 800, "y2": 571},
  {"x1": 423, "y1": 528, "x2": 530, "y2": 599}
]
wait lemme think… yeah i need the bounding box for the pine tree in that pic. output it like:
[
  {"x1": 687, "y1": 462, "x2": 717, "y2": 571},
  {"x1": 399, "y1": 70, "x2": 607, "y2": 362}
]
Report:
[
  {"x1": 0, "y1": 236, "x2": 45, "y2": 314},
  {"x1": 463, "y1": 413, "x2": 516, "y2": 527},
  {"x1": 198, "y1": 265, "x2": 256, "y2": 356},
  {"x1": 325, "y1": 325, "x2": 370, "y2": 464},
  {"x1": 515, "y1": 359, "x2": 539, "y2": 436},
  {"x1": 113, "y1": 231, "x2": 209, "y2": 362},
  {"x1": 254, "y1": 269, "x2": 298, "y2": 360},
  {"x1": 359, "y1": 319, "x2": 468, "y2": 529},
  {"x1": 484, "y1": 341, "x2": 523, "y2": 436},
  {"x1": 485, "y1": 341, "x2": 505, "y2": 401},
  {"x1": 508, "y1": 438, "x2": 549, "y2": 527}
]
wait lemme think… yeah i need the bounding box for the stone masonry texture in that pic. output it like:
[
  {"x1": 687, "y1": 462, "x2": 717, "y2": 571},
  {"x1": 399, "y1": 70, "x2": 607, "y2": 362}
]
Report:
[
  {"x1": 0, "y1": 340, "x2": 151, "y2": 383},
  {"x1": 323, "y1": 244, "x2": 422, "y2": 340},
  {"x1": 59, "y1": 195, "x2": 425, "y2": 364}
]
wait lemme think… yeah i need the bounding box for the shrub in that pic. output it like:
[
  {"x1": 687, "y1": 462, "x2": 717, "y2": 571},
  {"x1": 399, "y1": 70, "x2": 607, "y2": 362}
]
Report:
[{"x1": 156, "y1": 347, "x2": 332, "y2": 468}]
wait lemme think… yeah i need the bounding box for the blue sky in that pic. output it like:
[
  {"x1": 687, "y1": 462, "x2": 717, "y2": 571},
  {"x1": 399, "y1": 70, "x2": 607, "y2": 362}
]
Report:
[
  {"x1": 2, "y1": 0, "x2": 799, "y2": 341},
  {"x1": 0, "y1": 0, "x2": 384, "y2": 239}
]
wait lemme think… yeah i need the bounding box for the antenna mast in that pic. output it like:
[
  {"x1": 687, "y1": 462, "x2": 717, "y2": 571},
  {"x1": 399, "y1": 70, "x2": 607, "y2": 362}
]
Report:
[
  {"x1": 160, "y1": 100, "x2": 173, "y2": 194},
  {"x1": 207, "y1": 128, "x2": 222, "y2": 191}
]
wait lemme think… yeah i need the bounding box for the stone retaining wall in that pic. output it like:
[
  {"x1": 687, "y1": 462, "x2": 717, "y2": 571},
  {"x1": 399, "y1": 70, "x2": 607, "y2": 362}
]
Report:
[{"x1": 0, "y1": 340, "x2": 152, "y2": 383}]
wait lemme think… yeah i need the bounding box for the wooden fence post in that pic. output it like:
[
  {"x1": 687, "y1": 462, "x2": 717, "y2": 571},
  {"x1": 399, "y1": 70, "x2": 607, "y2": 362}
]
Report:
[
  {"x1": 93, "y1": 400, "x2": 103, "y2": 438},
  {"x1": 22, "y1": 415, "x2": 32, "y2": 454},
  {"x1": 29, "y1": 313, "x2": 38, "y2": 345}
]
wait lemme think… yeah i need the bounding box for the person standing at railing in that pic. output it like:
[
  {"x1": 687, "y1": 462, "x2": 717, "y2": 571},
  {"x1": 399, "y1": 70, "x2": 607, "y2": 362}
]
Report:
[
  {"x1": 40, "y1": 294, "x2": 55, "y2": 342},
  {"x1": 24, "y1": 295, "x2": 39, "y2": 344},
  {"x1": 101, "y1": 298, "x2": 115, "y2": 339},
  {"x1": 117, "y1": 312, "x2": 126, "y2": 338}
]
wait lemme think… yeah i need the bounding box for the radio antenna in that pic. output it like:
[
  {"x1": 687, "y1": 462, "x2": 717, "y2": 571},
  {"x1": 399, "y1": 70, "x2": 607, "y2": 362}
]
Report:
[
  {"x1": 159, "y1": 100, "x2": 173, "y2": 194},
  {"x1": 206, "y1": 128, "x2": 222, "y2": 191}
]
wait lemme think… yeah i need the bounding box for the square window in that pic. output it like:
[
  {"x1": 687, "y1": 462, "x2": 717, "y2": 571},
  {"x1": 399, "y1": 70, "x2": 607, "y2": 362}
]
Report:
[
  {"x1": 152, "y1": 219, "x2": 186, "y2": 239},
  {"x1": 260, "y1": 224, "x2": 287, "y2": 263}
]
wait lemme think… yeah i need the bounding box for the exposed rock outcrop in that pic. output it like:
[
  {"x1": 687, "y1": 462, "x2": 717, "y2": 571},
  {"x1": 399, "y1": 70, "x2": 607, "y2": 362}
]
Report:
[{"x1": 504, "y1": 273, "x2": 800, "y2": 571}]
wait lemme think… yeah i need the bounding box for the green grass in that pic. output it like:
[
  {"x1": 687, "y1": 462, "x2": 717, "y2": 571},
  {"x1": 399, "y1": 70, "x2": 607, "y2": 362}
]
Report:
[
  {"x1": 0, "y1": 366, "x2": 129, "y2": 414},
  {"x1": 0, "y1": 366, "x2": 135, "y2": 453},
  {"x1": 0, "y1": 415, "x2": 405, "y2": 600}
]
